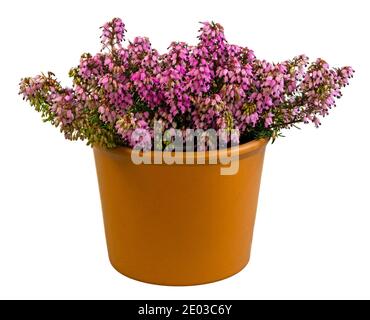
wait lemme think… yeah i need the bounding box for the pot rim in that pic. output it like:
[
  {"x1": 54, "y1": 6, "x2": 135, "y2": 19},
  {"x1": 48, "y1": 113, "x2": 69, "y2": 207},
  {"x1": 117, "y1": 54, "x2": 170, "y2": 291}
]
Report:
[{"x1": 94, "y1": 138, "x2": 269, "y2": 161}]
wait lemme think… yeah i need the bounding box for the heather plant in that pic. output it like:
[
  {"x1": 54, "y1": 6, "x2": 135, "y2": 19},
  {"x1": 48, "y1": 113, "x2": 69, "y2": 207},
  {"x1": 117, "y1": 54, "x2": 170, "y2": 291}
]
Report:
[{"x1": 19, "y1": 18, "x2": 354, "y2": 149}]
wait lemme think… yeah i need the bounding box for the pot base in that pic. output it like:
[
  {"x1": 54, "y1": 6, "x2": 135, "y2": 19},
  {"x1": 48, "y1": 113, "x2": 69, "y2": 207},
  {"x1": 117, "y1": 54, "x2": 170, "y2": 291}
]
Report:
[{"x1": 108, "y1": 257, "x2": 250, "y2": 286}]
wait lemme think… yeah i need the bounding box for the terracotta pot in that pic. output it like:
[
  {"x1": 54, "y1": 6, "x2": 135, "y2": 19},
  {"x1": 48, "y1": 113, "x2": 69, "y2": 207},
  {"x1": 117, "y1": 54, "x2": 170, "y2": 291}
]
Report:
[{"x1": 93, "y1": 138, "x2": 268, "y2": 286}]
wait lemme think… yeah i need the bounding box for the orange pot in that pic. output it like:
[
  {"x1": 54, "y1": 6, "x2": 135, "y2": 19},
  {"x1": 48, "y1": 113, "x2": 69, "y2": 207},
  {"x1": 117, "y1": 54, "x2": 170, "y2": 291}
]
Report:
[{"x1": 93, "y1": 138, "x2": 268, "y2": 285}]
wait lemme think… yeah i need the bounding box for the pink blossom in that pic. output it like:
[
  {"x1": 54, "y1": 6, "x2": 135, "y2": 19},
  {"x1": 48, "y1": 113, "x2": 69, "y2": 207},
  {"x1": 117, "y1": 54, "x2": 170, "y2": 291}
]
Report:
[{"x1": 19, "y1": 18, "x2": 354, "y2": 149}]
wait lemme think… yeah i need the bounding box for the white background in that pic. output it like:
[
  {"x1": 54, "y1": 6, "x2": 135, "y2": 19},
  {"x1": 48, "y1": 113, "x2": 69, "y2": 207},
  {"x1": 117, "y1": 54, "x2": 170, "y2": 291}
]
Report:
[{"x1": 0, "y1": 0, "x2": 369, "y2": 299}]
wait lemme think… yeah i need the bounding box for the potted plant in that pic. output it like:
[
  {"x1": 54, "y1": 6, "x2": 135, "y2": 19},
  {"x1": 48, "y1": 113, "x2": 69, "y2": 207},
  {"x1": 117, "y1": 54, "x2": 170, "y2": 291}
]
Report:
[{"x1": 19, "y1": 18, "x2": 353, "y2": 286}]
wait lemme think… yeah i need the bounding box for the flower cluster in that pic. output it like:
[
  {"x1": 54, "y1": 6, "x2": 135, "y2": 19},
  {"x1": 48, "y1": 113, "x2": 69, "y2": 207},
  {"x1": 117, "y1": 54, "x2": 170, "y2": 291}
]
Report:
[{"x1": 19, "y1": 18, "x2": 354, "y2": 149}]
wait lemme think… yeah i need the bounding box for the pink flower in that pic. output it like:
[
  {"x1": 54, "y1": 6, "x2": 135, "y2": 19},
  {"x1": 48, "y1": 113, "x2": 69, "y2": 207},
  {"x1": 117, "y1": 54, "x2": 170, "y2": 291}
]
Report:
[
  {"x1": 19, "y1": 18, "x2": 354, "y2": 149},
  {"x1": 264, "y1": 113, "x2": 273, "y2": 128}
]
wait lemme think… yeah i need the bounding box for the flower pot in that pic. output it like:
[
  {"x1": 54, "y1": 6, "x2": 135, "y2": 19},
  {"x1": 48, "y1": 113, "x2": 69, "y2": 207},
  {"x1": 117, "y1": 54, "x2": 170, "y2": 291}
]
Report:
[{"x1": 93, "y1": 138, "x2": 268, "y2": 285}]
